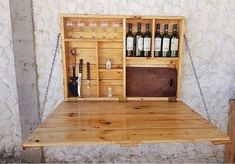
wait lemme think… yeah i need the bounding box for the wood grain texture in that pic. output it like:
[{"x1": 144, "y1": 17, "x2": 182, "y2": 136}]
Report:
[
  {"x1": 23, "y1": 101, "x2": 229, "y2": 148},
  {"x1": 224, "y1": 99, "x2": 235, "y2": 163}
]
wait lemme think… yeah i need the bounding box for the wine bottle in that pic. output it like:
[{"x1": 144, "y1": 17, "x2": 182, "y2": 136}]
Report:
[
  {"x1": 170, "y1": 24, "x2": 179, "y2": 57},
  {"x1": 126, "y1": 23, "x2": 134, "y2": 57},
  {"x1": 135, "y1": 22, "x2": 143, "y2": 57},
  {"x1": 162, "y1": 24, "x2": 170, "y2": 57},
  {"x1": 154, "y1": 24, "x2": 162, "y2": 57},
  {"x1": 143, "y1": 24, "x2": 151, "y2": 57}
]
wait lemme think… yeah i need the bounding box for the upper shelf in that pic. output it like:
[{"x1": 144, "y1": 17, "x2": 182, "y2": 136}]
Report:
[{"x1": 64, "y1": 38, "x2": 123, "y2": 42}]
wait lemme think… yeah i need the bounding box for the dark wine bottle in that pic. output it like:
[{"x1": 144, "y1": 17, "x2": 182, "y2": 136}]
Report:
[
  {"x1": 126, "y1": 23, "x2": 134, "y2": 57},
  {"x1": 135, "y1": 22, "x2": 143, "y2": 57},
  {"x1": 143, "y1": 24, "x2": 151, "y2": 57},
  {"x1": 162, "y1": 24, "x2": 170, "y2": 57},
  {"x1": 154, "y1": 24, "x2": 162, "y2": 57},
  {"x1": 170, "y1": 24, "x2": 179, "y2": 57}
]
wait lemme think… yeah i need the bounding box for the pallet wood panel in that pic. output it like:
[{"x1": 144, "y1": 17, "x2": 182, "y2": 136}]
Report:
[
  {"x1": 224, "y1": 99, "x2": 235, "y2": 163},
  {"x1": 62, "y1": 15, "x2": 185, "y2": 100},
  {"x1": 23, "y1": 101, "x2": 229, "y2": 148},
  {"x1": 99, "y1": 85, "x2": 123, "y2": 97}
]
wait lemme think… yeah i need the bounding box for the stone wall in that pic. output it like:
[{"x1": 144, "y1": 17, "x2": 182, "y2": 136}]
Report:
[
  {"x1": 0, "y1": 0, "x2": 235, "y2": 162},
  {"x1": 0, "y1": 0, "x2": 22, "y2": 159}
]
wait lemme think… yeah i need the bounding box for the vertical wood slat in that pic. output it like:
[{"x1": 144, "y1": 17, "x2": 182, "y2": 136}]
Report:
[
  {"x1": 96, "y1": 41, "x2": 99, "y2": 97},
  {"x1": 224, "y1": 99, "x2": 235, "y2": 163},
  {"x1": 176, "y1": 19, "x2": 185, "y2": 98},
  {"x1": 123, "y1": 18, "x2": 126, "y2": 98},
  {"x1": 61, "y1": 17, "x2": 69, "y2": 99},
  {"x1": 151, "y1": 19, "x2": 155, "y2": 57}
]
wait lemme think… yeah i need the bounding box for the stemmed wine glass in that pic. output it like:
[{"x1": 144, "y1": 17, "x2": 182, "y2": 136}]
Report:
[
  {"x1": 66, "y1": 21, "x2": 74, "y2": 38},
  {"x1": 112, "y1": 22, "x2": 121, "y2": 38},
  {"x1": 77, "y1": 20, "x2": 84, "y2": 38},
  {"x1": 100, "y1": 21, "x2": 108, "y2": 38},
  {"x1": 89, "y1": 22, "x2": 97, "y2": 38}
]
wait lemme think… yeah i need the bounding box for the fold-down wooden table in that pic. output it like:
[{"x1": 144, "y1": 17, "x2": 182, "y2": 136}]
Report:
[{"x1": 23, "y1": 101, "x2": 229, "y2": 148}]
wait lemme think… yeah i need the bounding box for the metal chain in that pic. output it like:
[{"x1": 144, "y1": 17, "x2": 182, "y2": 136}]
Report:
[
  {"x1": 184, "y1": 35, "x2": 211, "y2": 122},
  {"x1": 40, "y1": 33, "x2": 61, "y2": 123}
]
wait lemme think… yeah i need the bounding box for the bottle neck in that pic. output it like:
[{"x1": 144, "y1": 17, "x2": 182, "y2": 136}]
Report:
[
  {"x1": 164, "y1": 25, "x2": 168, "y2": 33},
  {"x1": 146, "y1": 28, "x2": 150, "y2": 33},
  {"x1": 137, "y1": 23, "x2": 141, "y2": 32},
  {"x1": 128, "y1": 24, "x2": 132, "y2": 32},
  {"x1": 164, "y1": 28, "x2": 168, "y2": 33},
  {"x1": 156, "y1": 27, "x2": 160, "y2": 33},
  {"x1": 156, "y1": 24, "x2": 160, "y2": 33}
]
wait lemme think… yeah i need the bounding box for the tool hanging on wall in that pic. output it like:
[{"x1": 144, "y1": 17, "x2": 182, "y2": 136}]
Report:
[
  {"x1": 86, "y1": 62, "x2": 91, "y2": 96},
  {"x1": 78, "y1": 59, "x2": 83, "y2": 97},
  {"x1": 68, "y1": 48, "x2": 78, "y2": 97}
]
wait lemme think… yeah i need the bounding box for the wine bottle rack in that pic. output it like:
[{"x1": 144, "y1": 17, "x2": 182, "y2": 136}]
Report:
[{"x1": 61, "y1": 15, "x2": 185, "y2": 101}]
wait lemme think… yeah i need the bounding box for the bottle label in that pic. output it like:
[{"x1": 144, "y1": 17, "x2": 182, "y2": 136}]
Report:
[
  {"x1": 162, "y1": 38, "x2": 170, "y2": 51},
  {"x1": 126, "y1": 37, "x2": 134, "y2": 51},
  {"x1": 171, "y1": 38, "x2": 179, "y2": 51},
  {"x1": 144, "y1": 38, "x2": 151, "y2": 51},
  {"x1": 137, "y1": 36, "x2": 143, "y2": 51},
  {"x1": 154, "y1": 38, "x2": 162, "y2": 51}
]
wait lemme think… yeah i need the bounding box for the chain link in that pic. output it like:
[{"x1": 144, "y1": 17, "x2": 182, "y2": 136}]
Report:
[
  {"x1": 40, "y1": 33, "x2": 61, "y2": 123},
  {"x1": 184, "y1": 35, "x2": 211, "y2": 122}
]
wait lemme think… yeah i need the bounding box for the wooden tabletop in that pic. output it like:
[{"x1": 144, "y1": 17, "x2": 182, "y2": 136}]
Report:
[{"x1": 23, "y1": 101, "x2": 229, "y2": 148}]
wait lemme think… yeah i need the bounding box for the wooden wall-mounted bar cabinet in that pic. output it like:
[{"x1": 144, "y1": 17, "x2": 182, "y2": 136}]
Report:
[
  {"x1": 23, "y1": 15, "x2": 229, "y2": 149},
  {"x1": 61, "y1": 15, "x2": 185, "y2": 101}
]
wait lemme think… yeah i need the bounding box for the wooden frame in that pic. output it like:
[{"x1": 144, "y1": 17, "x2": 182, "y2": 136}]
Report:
[{"x1": 61, "y1": 15, "x2": 184, "y2": 101}]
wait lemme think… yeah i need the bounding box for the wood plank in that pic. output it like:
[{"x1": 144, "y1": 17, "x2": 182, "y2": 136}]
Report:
[
  {"x1": 98, "y1": 42, "x2": 123, "y2": 49},
  {"x1": 224, "y1": 99, "x2": 235, "y2": 163},
  {"x1": 98, "y1": 49, "x2": 123, "y2": 65},
  {"x1": 23, "y1": 101, "x2": 229, "y2": 148},
  {"x1": 99, "y1": 70, "x2": 123, "y2": 80},
  {"x1": 99, "y1": 85, "x2": 123, "y2": 97},
  {"x1": 67, "y1": 65, "x2": 97, "y2": 80},
  {"x1": 24, "y1": 128, "x2": 227, "y2": 148},
  {"x1": 126, "y1": 57, "x2": 179, "y2": 66},
  {"x1": 67, "y1": 41, "x2": 96, "y2": 48},
  {"x1": 99, "y1": 79, "x2": 123, "y2": 86}
]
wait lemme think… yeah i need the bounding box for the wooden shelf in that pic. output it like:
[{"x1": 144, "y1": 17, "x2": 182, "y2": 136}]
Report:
[
  {"x1": 99, "y1": 69, "x2": 123, "y2": 72},
  {"x1": 23, "y1": 101, "x2": 229, "y2": 148},
  {"x1": 66, "y1": 97, "x2": 121, "y2": 101},
  {"x1": 126, "y1": 57, "x2": 179, "y2": 66},
  {"x1": 64, "y1": 38, "x2": 123, "y2": 42}
]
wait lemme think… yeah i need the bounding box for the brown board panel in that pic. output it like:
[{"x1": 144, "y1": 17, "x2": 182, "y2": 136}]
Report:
[{"x1": 126, "y1": 67, "x2": 177, "y2": 97}]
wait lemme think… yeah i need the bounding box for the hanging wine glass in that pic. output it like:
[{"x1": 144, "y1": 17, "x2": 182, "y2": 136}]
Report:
[
  {"x1": 66, "y1": 21, "x2": 74, "y2": 38},
  {"x1": 77, "y1": 20, "x2": 84, "y2": 38},
  {"x1": 89, "y1": 22, "x2": 97, "y2": 38},
  {"x1": 112, "y1": 22, "x2": 121, "y2": 38},
  {"x1": 100, "y1": 21, "x2": 108, "y2": 38}
]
